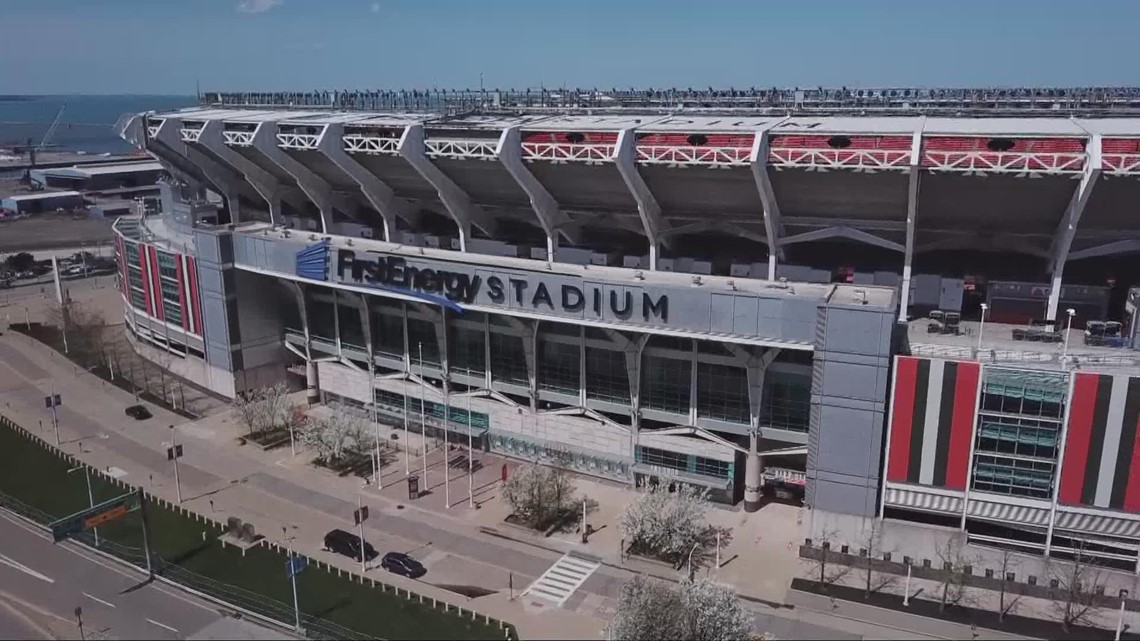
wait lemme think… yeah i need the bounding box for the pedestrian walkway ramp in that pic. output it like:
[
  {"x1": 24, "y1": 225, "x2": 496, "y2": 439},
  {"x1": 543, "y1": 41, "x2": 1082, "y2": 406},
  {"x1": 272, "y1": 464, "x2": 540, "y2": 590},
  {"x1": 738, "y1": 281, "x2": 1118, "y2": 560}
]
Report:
[{"x1": 522, "y1": 552, "x2": 600, "y2": 607}]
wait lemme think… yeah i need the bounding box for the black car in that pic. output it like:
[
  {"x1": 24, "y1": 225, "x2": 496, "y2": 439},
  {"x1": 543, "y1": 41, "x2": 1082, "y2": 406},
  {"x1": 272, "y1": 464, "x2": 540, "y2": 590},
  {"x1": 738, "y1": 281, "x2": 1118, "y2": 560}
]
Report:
[
  {"x1": 125, "y1": 405, "x2": 151, "y2": 420},
  {"x1": 381, "y1": 551, "x2": 426, "y2": 578},
  {"x1": 323, "y1": 529, "x2": 378, "y2": 562}
]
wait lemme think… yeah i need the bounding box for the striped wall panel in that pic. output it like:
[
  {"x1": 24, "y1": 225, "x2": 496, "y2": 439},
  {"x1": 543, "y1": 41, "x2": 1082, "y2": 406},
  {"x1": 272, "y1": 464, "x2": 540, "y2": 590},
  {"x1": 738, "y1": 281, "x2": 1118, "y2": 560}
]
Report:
[
  {"x1": 138, "y1": 243, "x2": 151, "y2": 316},
  {"x1": 186, "y1": 255, "x2": 201, "y2": 335},
  {"x1": 175, "y1": 255, "x2": 188, "y2": 332},
  {"x1": 148, "y1": 246, "x2": 164, "y2": 321},
  {"x1": 887, "y1": 357, "x2": 982, "y2": 489},
  {"x1": 1058, "y1": 372, "x2": 1140, "y2": 512}
]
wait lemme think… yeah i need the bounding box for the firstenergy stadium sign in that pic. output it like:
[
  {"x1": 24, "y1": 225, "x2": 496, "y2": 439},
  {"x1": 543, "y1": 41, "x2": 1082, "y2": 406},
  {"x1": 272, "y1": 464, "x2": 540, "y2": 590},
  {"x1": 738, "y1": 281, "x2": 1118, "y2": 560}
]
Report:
[{"x1": 331, "y1": 249, "x2": 670, "y2": 323}]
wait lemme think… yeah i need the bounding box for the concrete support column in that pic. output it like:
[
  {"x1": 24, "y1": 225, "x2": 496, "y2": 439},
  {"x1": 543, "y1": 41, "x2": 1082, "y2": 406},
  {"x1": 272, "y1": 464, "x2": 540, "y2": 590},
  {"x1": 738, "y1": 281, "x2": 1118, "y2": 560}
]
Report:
[
  {"x1": 614, "y1": 128, "x2": 665, "y2": 270},
  {"x1": 526, "y1": 321, "x2": 538, "y2": 409},
  {"x1": 199, "y1": 120, "x2": 293, "y2": 226},
  {"x1": 1046, "y1": 134, "x2": 1102, "y2": 324},
  {"x1": 497, "y1": 126, "x2": 579, "y2": 249},
  {"x1": 579, "y1": 326, "x2": 588, "y2": 407},
  {"x1": 401, "y1": 302, "x2": 411, "y2": 373},
  {"x1": 750, "y1": 124, "x2": 787, "y2": 280},
  {"x1": 252, "y1": 121, "x2": 335, "y2": 234},
  {"x1": 744, "y1": 432, "x2": 763, "y2": 512},
  {"x1": 899, "y1": 124, "x2": 924, "y2": 322},
  {"x1": 306, "y1": 360, "x2": 320, "y2": 405},
  {"x1": 688, "y1": 340, "x2": 699, "y2": 425}
]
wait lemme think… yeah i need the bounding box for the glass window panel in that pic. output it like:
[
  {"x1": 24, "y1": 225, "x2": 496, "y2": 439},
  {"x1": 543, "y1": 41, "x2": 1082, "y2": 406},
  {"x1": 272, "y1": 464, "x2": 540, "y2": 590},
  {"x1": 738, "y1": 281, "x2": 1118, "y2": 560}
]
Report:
[
  {"x1": 696, "y1": 362, "x2": 749, "y2": 424},
  {"x1": 761, "y1": 370, "x2": 811, "y2": 433},
  {"x1": 585, "y1": 347, "x2": 630, "y2": 404},
  {"x1": 641, "y1": 355, "x2": 691, "y2": 414},
  {"x1": 489, "y1": 332, "x2": 528, "y2": 386},
  {"x1": 538, "y1": 338, "x2": 580, "y2": 395},
  {"x1": 451, "y1": 326, "x2": 486, "y2": 376}
]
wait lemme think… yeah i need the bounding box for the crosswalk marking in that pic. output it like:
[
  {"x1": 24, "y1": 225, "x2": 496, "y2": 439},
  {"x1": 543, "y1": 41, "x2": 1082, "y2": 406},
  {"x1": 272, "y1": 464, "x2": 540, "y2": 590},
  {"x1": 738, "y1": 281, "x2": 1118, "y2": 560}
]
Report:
[{"x1": 522, "y1": 553, "x2": 600, "y2": 607}]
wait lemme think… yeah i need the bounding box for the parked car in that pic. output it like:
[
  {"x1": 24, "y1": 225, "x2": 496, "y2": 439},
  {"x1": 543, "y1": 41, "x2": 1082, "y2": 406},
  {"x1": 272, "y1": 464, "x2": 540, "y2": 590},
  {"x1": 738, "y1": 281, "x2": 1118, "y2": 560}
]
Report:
[
  {"x1": 380, "y1": 551, "x2": 426, "y2": 578},
  {"x1": 323, "y1": 529, "x2": 378, "y2": 562},
  {"x1": 125, "y1": 405, "x2": 151, "y2": 420}
]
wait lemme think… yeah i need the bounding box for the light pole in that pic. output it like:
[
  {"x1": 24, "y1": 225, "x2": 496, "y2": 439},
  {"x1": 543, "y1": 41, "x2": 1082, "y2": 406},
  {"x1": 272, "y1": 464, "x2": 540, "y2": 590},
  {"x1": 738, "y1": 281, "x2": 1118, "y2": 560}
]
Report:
[
  {"x1": 418, "y1": 342, "x2": 428, "y2": 489},
  {"x1": 283, "y1": 526, "x2": 302, "y2": 634},
  {"x1": 1062, "y1": 307, "x2": 1076, "y2": 362},
  {"x1": 46, "y1": 384, "x2": 61, "y2": 446},
  {"x1": 354, "y1": 495, "x2": 369, "y2": 573},
  {"x1": 67, "y1": 465, "x2": 98, "y2": 546},
  {"x1": 1116, "y1": 590, "x2": 1129, "y2": 641},
  {"x1": 686, "y1": 542, "x2": 699, "y2": 580},
  {"x1": 167, "y1": 424, "x2": 183, "y2": 503},
  {"x1": 444, "y1": 387, "x2": 450, "y2": 510},
  {"x1": 373, "y1": 392, "x2": 382, "y2": 490},
  {"x1": 467, "y1": 392, "x2": 474, "y2": 508},
  {"x1": 403, "y1": 388, "x2": 410, "y2": 475},
  {"x1": 976, "y1": 303, "x2": 988, "y2": 355},
  {"x1": 903, "y1": 562, "x2": 912, "y2": 606}
]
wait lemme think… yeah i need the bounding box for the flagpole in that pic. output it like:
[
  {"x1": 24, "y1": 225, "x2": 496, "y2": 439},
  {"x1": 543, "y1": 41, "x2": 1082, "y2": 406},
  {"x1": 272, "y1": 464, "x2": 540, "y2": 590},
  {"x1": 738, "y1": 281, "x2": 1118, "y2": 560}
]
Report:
[
  {"x1": 419, "y1": 342, "x2": 428, "y2": 488},
  {"x1": 468, "y1": 391, "x2": 475, "y2": 508}
]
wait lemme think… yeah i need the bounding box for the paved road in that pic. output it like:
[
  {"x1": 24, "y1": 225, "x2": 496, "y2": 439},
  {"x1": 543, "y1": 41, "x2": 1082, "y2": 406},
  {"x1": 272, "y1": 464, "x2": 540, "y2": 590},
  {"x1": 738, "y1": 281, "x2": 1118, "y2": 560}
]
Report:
[{"x1": 0, "y1": 511, "x2": 287, "y2": 640}]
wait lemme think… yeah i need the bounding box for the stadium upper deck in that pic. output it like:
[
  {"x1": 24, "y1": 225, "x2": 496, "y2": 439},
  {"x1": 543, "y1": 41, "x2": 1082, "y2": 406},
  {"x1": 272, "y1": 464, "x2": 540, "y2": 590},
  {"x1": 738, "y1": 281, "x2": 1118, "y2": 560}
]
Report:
[{"x1": 118, "y1": 86, "x2": 1140, "y2": 328}]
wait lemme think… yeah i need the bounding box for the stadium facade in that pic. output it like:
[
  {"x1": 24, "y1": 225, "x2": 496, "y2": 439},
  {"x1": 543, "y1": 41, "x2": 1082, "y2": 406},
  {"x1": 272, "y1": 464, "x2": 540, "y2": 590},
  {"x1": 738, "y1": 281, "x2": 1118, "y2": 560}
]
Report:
[{"x1": 112, "y1": 87, "x2": 1140, "y2": 580}]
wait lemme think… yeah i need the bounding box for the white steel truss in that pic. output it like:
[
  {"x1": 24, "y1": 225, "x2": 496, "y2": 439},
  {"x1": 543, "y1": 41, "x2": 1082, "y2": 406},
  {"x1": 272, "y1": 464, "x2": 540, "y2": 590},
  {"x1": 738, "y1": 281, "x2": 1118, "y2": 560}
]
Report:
[
  {"x1": 769, "y1": 146, "x2": 911, "y2": 171},
  {"x1": 635, "y1": 144, "x2": 751, "y2": 167},
  {"x1": 424, "y1": 139, "x2": 499, "y2": 160},
  {"x1": 343, "y1": 134, "x2": 400, "y2": 155},
  {"x1": 276, "y1": 132, "x2": 321, "y2": 151},
  {"x1": 520, "y1": 142, "x2": 615, "y2": 164},
  {"x1": 1102, "y1": 147, "x2": 1140, "y2": 175},
  {"x1": 179, "y1": 127, "x2": 203, "y2": 143},
  {"x1": 921, "y1": 150, "x2": 1085, "y2": 174},
  {"x1": 222, "y1": 130, "x2": 256, "y2": 147}
]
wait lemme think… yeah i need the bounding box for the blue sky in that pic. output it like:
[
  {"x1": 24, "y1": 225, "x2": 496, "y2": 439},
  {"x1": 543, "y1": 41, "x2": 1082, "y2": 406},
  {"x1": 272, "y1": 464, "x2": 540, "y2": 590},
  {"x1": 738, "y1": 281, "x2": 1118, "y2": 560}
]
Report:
[{"x1": 2, "y1": 0, "x2": 1139, "y2": 95}]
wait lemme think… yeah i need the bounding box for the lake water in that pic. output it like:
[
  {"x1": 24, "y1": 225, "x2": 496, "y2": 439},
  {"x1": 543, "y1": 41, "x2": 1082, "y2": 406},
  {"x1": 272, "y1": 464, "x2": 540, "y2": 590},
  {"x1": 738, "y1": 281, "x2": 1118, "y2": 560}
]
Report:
[{"x1": 0, "y1": 95, "x2": 196, "y2": 155}]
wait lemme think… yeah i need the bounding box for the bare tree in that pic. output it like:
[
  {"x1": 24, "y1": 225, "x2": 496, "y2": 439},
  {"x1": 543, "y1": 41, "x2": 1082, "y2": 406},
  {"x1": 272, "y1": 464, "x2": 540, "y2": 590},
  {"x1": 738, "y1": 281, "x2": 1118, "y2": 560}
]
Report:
[
  {"x1": 802, "y1": 528, "x2": 851, "y2": 592},
  {"x1": 48, "y1": 300, "x2": 107, "y2": 368},
  {"x1": 501, "y1": 463, "x2": 578, "y2": 530},
  {"x1": 299, "y1": 410, "x2": 363, "y2": 464},
  {"x1": 1050, "y1": 547, "x2": 1107, "y2": 633},
  {"x1": 859, "y1": 521, "x2": 897, "y2": 598},
  {"x1": 935, "y1": 533, "x2": 976, "y2": 611},
  {"x1": 605, "y1": 576, "x2": 753, "y2": 641},
  {"x1": 997, "y1": 548, "x2": 1024, "y2": 622}
]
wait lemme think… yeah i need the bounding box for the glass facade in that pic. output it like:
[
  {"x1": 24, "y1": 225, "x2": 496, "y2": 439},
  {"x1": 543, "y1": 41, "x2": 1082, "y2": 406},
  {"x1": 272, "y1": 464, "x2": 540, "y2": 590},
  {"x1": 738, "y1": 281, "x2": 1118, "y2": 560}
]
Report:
[
  {"x1": 696, "y1": 362, "x2": 749, "y2": 424},
  {"x1": 489, "y1": 332, "x2": 528, "y2": 386},
  {"x1": 406, "y1": 317, "x2": 440, "y2": 367},
  {"x1": 760, "y1": 370, "x2": 812, "y2": 433},
  {"x1": 636, "y1": 445, "x2": 733, "y2": 482},
  {"x1": 585, "y1": 346, "x2": 630, "y2": 404},
  {"x1": 971, "y1": 368, "x2": 1068, "y2": 500},
  {"x1": 370, "y1": 308, "x2": 405, "y2": 360},
  {"x1": 642, "y1": 354, "x2": 691, "y2": 414},
  {"x1": 451, "y1": 326, "x2": 486, "y2": 376},
  {"x1": 538, "y1": 338, "x2": 580, "y2": 395},
  {"x1": 373, "y1": 388, "x2": 490, "y2": 431},
  {"x1": 488, "y1": 431, "x2": 630, "y2": 480}
]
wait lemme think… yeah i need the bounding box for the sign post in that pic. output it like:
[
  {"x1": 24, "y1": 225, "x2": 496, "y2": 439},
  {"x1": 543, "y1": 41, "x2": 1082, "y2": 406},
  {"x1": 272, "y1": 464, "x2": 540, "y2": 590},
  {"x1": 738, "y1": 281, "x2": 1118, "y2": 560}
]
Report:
[
  {"x1": 285, "y1": 551, "x2": 306, "y2": 633},
  {"x1": 44, "y1": 389, "x2": 61, "y2": 446},
  {"x1": 353, "y1": 497, "x2": 369, "y2": 573},
  {"x1": 167, "y1": 424, "x2": 183, "y2": 503}
]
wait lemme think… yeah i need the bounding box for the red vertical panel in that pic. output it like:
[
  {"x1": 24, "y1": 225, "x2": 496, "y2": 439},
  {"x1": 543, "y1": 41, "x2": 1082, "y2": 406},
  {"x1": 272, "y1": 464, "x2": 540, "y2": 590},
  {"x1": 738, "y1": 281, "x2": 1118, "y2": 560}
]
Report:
[
  {"x1": 187, "y1": 256, "x2": 201, "y2": 335},
  {"x1": 1060, "y1": 373, "x2": 1099, "y2": 505},
  {"x1": 175, "y1": 254, "x2": 188, "y2": 331},
  {"x1": 138, "y1": 243, "x2": 150, "y2": 315},
  {"x1": 150, "y1": 246, "x2": 164, "y2": 321},
  {"x1": 887, "y1": 356, "x2": 919, "y2": 482},
  {"x1": 944, "y1": 361, "x2": 980, "y2": 490}
]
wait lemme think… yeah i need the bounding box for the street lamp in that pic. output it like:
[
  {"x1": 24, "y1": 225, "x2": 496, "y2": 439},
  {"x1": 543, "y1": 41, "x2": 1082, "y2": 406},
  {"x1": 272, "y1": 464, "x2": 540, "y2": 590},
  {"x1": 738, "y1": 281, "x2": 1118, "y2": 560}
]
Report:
[
  {"x1": 1062, "y1": 308, "x2": 1076, "y2": 362},
  {"x1": 686, "y1": 542, "x2": 699, "y2": 580},
  {"x1": 67, "y1": 465, "x2": 98, "y2": 547},
  {"x1": 167, "y1": 424, "x2": 183, "y2": 503},
  {"x1": 976, "y1": 303, "x2": 989, "y2": 355}
]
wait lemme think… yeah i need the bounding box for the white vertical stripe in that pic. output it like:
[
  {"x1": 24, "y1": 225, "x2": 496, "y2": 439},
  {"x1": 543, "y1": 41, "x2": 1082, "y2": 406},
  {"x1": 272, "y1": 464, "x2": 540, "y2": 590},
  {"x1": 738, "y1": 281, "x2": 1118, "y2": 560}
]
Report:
[
  {"x1": 182, "y1": 255, "x2": 194, "y2": 332},
  {"x1": 919, "y1": 359, "x2": 945, "y2": 486},
  {"x1": 1095, "y1": 375, "x2": 1130, "y2": 507}
]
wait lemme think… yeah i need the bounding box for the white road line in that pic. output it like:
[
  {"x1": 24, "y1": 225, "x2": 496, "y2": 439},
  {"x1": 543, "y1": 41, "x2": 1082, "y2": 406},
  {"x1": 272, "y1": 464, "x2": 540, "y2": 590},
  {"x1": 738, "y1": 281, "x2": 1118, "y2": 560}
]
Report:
[
  {"x1": 146, "y1": 618, "x2": 179, "y2": 635},
  {"x1": 82, "y1": 592, "x2": 116, "y2": 608},
  {"x1": 0, "y1": 554, "x2": 54, "y2": 584}
]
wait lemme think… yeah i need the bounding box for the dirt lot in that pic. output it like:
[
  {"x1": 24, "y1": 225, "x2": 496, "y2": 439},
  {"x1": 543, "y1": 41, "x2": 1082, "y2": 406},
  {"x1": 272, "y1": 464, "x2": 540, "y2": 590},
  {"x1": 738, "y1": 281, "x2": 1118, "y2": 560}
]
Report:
[{"x1": 0, "y1": 212, "x2": 115, "y2": 253}]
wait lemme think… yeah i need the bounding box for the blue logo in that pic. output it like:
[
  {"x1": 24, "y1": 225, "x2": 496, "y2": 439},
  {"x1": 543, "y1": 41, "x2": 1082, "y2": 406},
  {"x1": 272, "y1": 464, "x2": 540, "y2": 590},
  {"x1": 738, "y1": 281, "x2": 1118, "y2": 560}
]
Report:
[{"x1": 295, "y1": 239, "x2": 330, "y2": 281}]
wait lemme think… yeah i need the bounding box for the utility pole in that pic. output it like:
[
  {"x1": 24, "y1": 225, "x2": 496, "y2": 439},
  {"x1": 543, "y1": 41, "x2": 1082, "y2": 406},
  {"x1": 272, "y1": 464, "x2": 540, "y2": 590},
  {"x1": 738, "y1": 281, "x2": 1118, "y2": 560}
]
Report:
[
  {"x1": 443, "y1": 387, "x2": 450, "y2": 509},
  {"x1": 74, "y1": 606, "x2": 85, "y2": 641},
  {"x1": 138, "y1": 488, "x2": 154, "y2": 579},
  {"x1": 354, "y1": 495, "x2": 369, "y2": 573},
  {"x1": 46, "y1": 385, "x2": 61, "y2": 446},
  {"x1": 403, "y1": 389, "x2": 410, "y2": 475},
  {"x1": 167, "y1": 424, "x2": 183, "y2": 503}
]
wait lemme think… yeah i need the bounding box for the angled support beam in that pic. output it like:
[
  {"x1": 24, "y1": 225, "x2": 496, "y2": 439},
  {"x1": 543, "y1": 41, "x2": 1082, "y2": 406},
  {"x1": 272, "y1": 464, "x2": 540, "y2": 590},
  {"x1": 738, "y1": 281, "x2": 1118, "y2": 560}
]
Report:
[
  {"x1": 252, "y1": 121, "x2": 334, "y2": 234},
  {"x1": 157, "y1": 118, "x2": 243, "y2": 222},
  {"x1": 141, "y1": 118, "x2": 206, "y2": 194},
  {"x1": 751, "y1": 121, "x2": 789, "y2": 280},
  {"x1": 497, "y1": 126, "x2": 580, "y2": 258},
  {"x1": 780, "y1": 226, "x2": 905, "y2": 253},
  {"x1": 503, "y1": 316, "x2": 537, "y2": 408},
  {"x1": 1068, "y1": 238, "x2": 1140, "y2": 262},
  {"x1": 735, "y1": 346, "x2": 781, "y2": 512},
  {"x1": 899, "y1": 122, "x2": 924, "y2": 322},
  {"x1": 614, "y1": 129, "x2": 667, "y2": 270},
  {"x1": 1046, "y1": 134, "x2": 1102, "y2": 323},
  {"x1": 398, "y1": 124, "x2": 496, "y2": 249},
  {"x1": 319, "y1": 123, "x2": 418, "y2": 242},
  {"x1": 199, "y1": 120, "x2": 298, "y2": 226}
]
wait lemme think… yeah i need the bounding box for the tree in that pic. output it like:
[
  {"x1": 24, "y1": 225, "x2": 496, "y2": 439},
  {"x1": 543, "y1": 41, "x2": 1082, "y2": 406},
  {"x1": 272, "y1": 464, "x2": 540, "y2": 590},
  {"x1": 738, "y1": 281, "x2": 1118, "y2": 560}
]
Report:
[
  {"x1": 996, "y1": 548, "x2": 1024, "y2": 622},
  {"x1": 1050, "y1": 547, "x2": 1107, "y2": 632},
  {"x1": 4, "y1": 252, "x2": 34, "y2": 273},
  {"x1": 501, "y1": 463, "x2": 577, "y2": 530},
  {"x1": 232, "y1": 382, "x2": 293, "y2": 436},
  {"x1": 604, "y1": 576, "x2": 754, "y2": 641},
  {"x1": 620, "y1": 485, "x2": 720, "y2": 564},
  {"x1": 802, "y1": 528, "x2": 850, "y2": 592},
  {"x1": 49, "y1": 300, "x2": 107, "y2": 368},
  {"x1": 858, "y1": 521, "x2": 897, "y2": 598},
  {"x1": 299, "y1": 410, "x2": 363, "y2": 464},
  {"x1": 935, "y1": 533, "x2": 976, "y2": 611}
]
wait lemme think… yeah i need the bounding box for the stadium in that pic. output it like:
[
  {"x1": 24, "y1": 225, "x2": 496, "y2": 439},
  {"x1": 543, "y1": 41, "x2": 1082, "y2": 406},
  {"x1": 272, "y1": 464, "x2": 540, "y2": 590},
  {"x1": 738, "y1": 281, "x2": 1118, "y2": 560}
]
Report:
[{"x1": 110, "y1": 86, "x2": 1140, "y2": 585}]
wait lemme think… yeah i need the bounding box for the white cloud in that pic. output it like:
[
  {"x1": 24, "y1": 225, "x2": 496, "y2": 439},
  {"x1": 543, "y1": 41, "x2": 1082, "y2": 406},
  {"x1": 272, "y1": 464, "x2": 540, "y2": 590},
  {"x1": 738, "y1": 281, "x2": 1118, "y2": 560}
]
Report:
[
  {"x1": 370, "y1": 3, "x2": 381, "y2": 14},
  {"x1": 237, "y1": 0, "x2": 283, "y2": 14}
]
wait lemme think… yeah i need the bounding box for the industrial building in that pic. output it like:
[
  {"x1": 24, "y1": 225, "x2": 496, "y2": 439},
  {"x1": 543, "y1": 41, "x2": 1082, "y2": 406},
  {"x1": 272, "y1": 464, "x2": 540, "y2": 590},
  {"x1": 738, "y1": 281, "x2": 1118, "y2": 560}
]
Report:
[
  {"x1": 112, "y1": 87, "x2": 1140, "y2": 594},
  {"x1": 1, "y1": 190, "x2": 84, "y2": 214},
  {"x1": 29, "y1": 160, "x2": 164, "y2": 193}
]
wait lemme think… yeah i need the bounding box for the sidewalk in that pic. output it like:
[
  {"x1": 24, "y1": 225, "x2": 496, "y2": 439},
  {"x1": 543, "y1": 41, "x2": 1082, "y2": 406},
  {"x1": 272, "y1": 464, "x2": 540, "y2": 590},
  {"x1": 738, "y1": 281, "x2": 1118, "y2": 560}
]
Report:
[{"x1": 0, "y1": 300, "x2": 1035, "y2": 640}]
